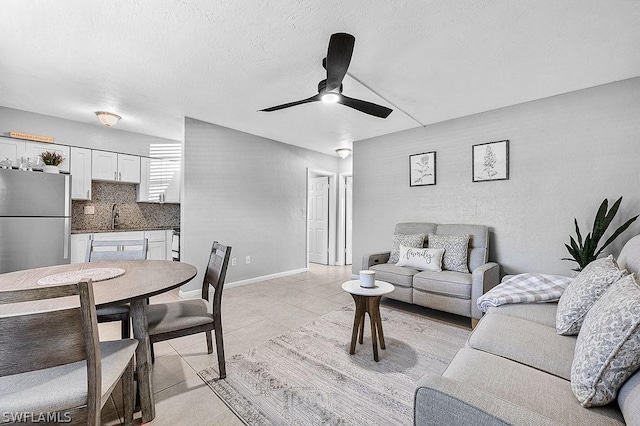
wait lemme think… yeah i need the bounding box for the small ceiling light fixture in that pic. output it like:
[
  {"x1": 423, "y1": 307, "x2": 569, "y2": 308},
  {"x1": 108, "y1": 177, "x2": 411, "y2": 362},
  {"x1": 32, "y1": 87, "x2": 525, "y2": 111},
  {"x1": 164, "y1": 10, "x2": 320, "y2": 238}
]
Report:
[
  {"x1": 335, "y1": 148, "x2": 352, "y2": 159},
  {"x1": 321, "y1": 92, "x2": 340, "y2": 103},
  {"x1": 95, "y1": 111, "x2": 121, "y2": 127}
]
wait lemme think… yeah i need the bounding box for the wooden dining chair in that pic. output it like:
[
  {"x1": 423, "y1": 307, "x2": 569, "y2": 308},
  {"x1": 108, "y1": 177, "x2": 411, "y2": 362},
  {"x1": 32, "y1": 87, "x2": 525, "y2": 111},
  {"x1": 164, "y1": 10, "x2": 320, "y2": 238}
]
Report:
[
  {"x1": 0, "y1": 279, "x2": 138, "y2": 425},
  {"x1": 86, "y1": 238, "x2": 148, "y2": 339},
  {"x1": 147, "y1": 241, "x2": 231, "y2": 378}
]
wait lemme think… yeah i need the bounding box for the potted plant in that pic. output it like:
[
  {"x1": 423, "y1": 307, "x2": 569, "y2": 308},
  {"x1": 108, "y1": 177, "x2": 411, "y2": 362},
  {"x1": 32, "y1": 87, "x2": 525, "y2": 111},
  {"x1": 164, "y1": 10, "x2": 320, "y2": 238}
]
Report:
[
  {"x1": 39, "y1": 151, "x2": 64, "y2": 174},
  {"x1": 563, "y1": 197, "x2": 639, "y2": 271}
]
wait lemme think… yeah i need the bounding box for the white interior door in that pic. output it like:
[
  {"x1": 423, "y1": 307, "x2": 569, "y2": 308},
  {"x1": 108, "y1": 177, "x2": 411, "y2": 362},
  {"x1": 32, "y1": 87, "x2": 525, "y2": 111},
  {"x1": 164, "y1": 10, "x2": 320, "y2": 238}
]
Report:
[
  {"x1": 345, "y1": 176, "x2": 353, "y2": 265},
  {"x1": 308, "y1": 176, "x2": 329, "y2": 264}
]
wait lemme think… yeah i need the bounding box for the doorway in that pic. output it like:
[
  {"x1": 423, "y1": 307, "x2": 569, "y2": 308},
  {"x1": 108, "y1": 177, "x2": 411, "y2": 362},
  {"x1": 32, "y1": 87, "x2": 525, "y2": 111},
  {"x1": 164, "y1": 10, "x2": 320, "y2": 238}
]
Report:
[
  {"x1": 338, "y1": 173, "x2": 353, "y2": 266},
  {"x1": 307, "y1": 169, "x2": 337, "y2": 266}
]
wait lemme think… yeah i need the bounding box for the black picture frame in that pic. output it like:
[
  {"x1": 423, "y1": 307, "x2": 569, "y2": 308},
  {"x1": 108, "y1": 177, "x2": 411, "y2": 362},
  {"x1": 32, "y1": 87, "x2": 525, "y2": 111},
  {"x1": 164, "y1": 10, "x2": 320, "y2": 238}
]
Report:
[
  {"x1": 472, "y1": 140, "x2": 509, "y2": 182},
  {"x1": 409, "y1": 151, "x2": 436, "y2": 187}
]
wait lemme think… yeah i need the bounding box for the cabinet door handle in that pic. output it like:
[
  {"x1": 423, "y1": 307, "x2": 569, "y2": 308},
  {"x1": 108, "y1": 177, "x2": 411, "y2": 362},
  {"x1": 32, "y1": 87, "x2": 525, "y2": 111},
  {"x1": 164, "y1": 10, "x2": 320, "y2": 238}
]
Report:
[
  {"x1": 119, "y1": 172, "x2": 122, "y2": 181},
  {"x1": 114, "y1": 171, "x2": 117, "y2": 180}
]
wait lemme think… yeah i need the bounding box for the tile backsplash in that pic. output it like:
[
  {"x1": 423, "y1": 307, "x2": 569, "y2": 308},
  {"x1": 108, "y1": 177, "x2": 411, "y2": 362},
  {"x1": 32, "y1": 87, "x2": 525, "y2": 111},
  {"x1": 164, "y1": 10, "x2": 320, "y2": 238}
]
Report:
[{"x1": 72, "y1": 181, "x2": 180, "y2": 231}]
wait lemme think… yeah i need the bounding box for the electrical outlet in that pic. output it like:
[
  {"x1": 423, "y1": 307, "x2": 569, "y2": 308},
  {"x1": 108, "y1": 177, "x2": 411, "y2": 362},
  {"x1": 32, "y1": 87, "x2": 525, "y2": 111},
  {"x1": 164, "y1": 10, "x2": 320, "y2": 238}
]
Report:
[
  {"x1": 245, "y1": 255, "x2": 251, "y2": 264},
  {"x1": 84, "y1": 205, "x2": 95, "y2": 215},
  {"x1": 231, "y1": 258, "x2": 237, "y2": 266}
]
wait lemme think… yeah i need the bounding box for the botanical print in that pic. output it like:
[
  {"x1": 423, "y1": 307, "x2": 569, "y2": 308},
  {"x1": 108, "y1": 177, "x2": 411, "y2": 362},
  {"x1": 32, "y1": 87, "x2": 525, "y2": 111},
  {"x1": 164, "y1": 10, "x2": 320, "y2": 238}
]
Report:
[
  {"x1": 410, "y1": 151, "x2": 436, "y2": 186},
  {"x1": 472, "y1": 140, "x2": 509, "y2": 182}
]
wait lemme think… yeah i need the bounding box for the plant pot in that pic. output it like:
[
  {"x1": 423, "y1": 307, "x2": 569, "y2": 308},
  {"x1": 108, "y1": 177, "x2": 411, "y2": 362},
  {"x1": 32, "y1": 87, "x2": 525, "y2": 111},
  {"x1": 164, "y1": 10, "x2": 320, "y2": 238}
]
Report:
[{"x1": 43, "y1": 165, "x2": 59, "y2": 174}]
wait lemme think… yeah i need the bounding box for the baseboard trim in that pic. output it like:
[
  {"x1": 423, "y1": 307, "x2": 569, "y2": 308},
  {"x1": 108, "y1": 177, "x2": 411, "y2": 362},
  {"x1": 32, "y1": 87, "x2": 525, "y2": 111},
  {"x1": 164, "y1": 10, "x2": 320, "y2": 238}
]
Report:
[{"x1": 178, "y1": 267, "x2": 309, "y2": 299}]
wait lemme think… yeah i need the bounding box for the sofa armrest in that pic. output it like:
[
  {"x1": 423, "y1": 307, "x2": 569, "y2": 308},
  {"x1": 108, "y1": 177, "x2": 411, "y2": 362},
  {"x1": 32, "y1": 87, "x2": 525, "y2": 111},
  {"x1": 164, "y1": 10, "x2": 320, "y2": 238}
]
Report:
[
  {"x1": 414, "y1": 373, "x2": 556, "y2": 426},
  {"x1": 470, "y1": 262, "x2": 500, "y2": 319},
  {"x1": 362, "y1": 252, "x2": 391, "y2": 270}
]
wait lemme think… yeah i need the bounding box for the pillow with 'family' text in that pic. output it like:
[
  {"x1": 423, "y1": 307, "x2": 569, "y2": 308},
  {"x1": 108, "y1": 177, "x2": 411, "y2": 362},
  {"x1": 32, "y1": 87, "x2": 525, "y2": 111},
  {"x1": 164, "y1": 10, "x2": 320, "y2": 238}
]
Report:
[{"x1": 396, "y1": 245, "x2": 444, "y2": 271}]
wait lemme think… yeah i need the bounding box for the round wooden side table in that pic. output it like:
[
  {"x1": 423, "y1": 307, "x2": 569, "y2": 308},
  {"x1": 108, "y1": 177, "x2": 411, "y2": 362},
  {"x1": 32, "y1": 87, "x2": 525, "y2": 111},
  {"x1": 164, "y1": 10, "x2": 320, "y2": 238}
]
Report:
[{"x1": 341, "y1": 280, "x2": 395, "y2": 362}]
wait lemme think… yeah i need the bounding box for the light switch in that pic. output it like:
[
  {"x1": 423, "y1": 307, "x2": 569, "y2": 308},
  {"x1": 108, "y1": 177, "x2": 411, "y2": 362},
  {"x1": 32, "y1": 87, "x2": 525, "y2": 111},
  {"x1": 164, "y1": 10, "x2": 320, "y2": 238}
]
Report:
[{"x1": 84, "y1": 205, "x2": 95, "y2": 215}]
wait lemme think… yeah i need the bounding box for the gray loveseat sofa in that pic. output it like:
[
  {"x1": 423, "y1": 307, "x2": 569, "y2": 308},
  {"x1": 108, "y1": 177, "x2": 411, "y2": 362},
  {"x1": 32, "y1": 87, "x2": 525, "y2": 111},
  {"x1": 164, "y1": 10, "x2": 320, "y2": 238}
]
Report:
[
  {"x1": 362, "y1": 222, "x2": 500, "y2": 321},
  {"x1": 414, "y1": 235, "x2": 640, "y2": 425}
]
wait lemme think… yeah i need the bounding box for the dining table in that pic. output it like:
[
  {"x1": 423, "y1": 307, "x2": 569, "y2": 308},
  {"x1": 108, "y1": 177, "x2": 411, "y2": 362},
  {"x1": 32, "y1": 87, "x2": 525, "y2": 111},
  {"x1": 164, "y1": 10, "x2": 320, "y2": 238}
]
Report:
[{"x1": 0, "y1": 259, "x2": 198, "y2": 423}]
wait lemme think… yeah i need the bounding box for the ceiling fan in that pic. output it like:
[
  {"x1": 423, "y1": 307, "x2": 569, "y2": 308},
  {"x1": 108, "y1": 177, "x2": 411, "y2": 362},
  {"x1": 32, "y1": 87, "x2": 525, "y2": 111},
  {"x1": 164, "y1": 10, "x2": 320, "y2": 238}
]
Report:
[{"x1": 259, "y1": 33, "x2": 393, "y2": 119}]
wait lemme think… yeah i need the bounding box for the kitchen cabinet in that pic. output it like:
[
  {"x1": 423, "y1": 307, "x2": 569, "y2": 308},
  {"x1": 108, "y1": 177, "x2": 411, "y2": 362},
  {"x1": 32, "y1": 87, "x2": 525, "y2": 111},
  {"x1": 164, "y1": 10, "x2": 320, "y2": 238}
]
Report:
[
  {"x1": 70, "y1": 147, "x2": 92, "y2": 200},
  {"x1": 137, "y1": 157, "x2": 180, "y2": 203},
  {"x1": 70, "y1": 230, "x2": 172, "y2": 263},
  {"x1": 92, "y1": 150, "x2": 141, "y2": 183},
  {"x1": 0, "y1": 138, "x2": 25, "y2": 167},
  {"x1": 24, "y1": 142, "x2": 70, "y2": 173}
]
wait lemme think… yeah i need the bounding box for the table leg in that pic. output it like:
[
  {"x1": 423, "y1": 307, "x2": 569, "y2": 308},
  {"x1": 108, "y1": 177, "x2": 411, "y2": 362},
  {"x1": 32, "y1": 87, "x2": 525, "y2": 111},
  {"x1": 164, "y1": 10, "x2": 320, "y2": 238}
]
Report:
[
  {"x1": 358, "y1": 307, "x2": 365, "y2": 345},
  {"x1": 368, "y1": 297, "x2": 380, "y2": 362},
  {"x1": 373, "y1": 297, "x2": 385, "y2": 350},
  {"x1": 349, "y1": 295, "x2": 364, "y2": 355},
  {"x1": 130, "y1": 300, "x2": 155, "y2": 423}
]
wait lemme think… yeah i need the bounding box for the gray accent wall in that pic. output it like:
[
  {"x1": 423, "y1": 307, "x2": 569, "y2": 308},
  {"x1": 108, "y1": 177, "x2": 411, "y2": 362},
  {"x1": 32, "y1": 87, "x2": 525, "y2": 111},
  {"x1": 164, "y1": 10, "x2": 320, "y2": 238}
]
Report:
[
  {"x1": 353, "y1": 77, "x2": 640, "y2": 276},
  {"x1": 182, "y1": 117, "x2": 341, "y2": 292}
]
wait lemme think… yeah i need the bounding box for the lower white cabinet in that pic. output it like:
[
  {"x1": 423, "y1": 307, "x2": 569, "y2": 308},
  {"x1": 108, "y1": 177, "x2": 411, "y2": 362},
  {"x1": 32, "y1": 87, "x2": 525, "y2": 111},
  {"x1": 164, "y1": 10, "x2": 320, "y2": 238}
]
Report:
[{"x1": 70, "y1": 230, "x2": 172, "y2": 263}]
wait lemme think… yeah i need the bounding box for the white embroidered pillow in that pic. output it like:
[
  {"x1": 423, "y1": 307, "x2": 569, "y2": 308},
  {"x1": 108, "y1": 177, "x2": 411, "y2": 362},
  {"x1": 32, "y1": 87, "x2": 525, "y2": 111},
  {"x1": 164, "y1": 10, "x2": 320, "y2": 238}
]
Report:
[
  {"x1": 428, "y1": 234, "x2": 470, "y2": 273},
  {"x1": 396, "y1": 246, "x2": 444, "y2": 271},
  {"x1": 388, "y1": 233, "x2": 425, "y2": 264},
  {"x1": 556, "y1": 255, "x2": 627, "y2": 335},
  {"x1": 571, "y1": 274, "x2": 640, "y2": 407}
]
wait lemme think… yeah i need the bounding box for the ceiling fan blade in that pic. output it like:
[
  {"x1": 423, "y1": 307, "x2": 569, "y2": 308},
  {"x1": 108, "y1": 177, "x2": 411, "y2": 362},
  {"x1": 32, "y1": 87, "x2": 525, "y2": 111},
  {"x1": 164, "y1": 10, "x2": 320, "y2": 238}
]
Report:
[
  {"x1": 259, "y1": 95, "x2": 320, "y2": 112},
  {"x1": 325, "y1": 33, "x2": 355, "y2": 92},
  {"x1": 338, "y1": 95, "x2": 393, "y2": 119}
]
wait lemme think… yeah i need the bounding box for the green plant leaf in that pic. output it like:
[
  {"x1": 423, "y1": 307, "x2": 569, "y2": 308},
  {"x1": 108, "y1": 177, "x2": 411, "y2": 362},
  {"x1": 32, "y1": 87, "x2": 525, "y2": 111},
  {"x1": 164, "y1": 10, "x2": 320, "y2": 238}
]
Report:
[
  {"x1": 595, "y1": 214, "x2": 640, "y2": 258},
  {"x1": 591, "y1": 198, "x2": 612, "y2": 242},
  {"x1": 574, "y1": 218, "x2": 583, "y2": 246}
]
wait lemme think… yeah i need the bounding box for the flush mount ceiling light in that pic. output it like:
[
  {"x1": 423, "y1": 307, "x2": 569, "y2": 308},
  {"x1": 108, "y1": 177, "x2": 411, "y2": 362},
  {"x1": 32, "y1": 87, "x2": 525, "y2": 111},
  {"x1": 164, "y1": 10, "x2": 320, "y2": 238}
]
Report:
[
  {"x1": 335, "y1": 148, "x2": 352, "y2": 159},
  {"x1": 95, "y1": 111, "x2": 121, "y2": 127}
]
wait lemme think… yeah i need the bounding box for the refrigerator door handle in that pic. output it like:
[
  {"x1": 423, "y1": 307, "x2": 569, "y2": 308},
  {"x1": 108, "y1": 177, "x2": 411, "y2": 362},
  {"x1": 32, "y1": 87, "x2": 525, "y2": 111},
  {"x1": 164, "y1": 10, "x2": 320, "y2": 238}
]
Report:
[{"x1": 63, "y1": 218, "x2": 70, "y2": 259}]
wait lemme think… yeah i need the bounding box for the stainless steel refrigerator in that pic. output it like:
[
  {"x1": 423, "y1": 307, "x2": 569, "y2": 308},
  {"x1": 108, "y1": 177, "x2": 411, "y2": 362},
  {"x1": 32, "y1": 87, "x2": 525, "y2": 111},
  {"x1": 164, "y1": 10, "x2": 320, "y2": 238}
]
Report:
[{"x1": 0, "y1": 168, "x2": 71, "y2": 273}]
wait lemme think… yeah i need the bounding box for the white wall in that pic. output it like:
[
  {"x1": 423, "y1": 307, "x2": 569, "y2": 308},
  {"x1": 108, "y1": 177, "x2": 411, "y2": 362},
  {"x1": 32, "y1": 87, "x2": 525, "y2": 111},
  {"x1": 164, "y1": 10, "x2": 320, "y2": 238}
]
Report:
[
  {"x1": 0, "y1": 106, "x2": 179, "y2": 155},
  {"x1": 353, "y1": 77, "x2": 640, "y2": 276},
  {"x1": 182, "y1": 118, "x2": 341, "y2": 292}
]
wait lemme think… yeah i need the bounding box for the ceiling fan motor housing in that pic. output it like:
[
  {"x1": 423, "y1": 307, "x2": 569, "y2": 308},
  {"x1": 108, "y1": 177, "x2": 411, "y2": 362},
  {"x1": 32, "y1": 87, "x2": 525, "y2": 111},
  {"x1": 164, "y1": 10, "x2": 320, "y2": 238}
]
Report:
[{"x1": 318, "y1": 79, "x2": 343, "y2": 95}]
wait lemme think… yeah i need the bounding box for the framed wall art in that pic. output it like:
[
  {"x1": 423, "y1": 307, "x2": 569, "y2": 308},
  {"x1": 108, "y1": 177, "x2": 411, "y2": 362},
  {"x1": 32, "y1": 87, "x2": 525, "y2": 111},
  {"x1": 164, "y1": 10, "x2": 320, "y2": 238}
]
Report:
[
  {"x1": 472, "y1": 140, "x2": 509, "y2": 182},
  {"x1": 409, "y1": 151, "x2": 436, "y2": 187}
]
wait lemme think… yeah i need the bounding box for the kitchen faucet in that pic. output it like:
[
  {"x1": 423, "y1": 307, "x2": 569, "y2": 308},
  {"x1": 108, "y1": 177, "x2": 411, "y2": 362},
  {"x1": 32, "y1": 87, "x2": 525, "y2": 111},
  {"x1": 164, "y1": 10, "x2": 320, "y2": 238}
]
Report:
[{"x1": 111, "y1": 203, "x2": 120, "y2": 230}]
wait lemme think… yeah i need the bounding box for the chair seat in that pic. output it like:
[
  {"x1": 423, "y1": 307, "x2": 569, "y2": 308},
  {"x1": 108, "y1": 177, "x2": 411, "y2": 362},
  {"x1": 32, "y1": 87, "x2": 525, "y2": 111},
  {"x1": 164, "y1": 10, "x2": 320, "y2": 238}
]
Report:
[
  {"x1": 0, "y1": 339, "x2": 138, "y2": 413},
  {"x1": 97, "y1": 304, "x2": 130, "y2": 316},
  {"x1": 147, "y1": 299, "x2": 213, "y2": 336}
]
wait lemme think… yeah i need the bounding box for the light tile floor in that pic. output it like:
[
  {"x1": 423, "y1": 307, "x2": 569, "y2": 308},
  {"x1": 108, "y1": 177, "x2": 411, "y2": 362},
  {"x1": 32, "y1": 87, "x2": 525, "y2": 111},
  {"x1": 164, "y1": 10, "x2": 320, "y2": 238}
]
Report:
[{"x1": 101, "y1": 263, "x2": 470, "y2": 425}]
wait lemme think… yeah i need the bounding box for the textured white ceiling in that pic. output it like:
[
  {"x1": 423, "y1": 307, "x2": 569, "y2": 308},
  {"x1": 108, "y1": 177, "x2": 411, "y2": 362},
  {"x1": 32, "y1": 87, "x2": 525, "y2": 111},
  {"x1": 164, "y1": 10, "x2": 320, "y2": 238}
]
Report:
[{"x1": 1, "y1": 1, "x2": 639, "y2": 156}]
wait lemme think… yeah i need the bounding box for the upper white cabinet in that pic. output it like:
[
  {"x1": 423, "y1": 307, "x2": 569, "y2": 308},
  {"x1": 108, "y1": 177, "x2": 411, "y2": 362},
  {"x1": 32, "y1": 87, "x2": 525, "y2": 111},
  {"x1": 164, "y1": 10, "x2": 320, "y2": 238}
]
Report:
[
  {"x1": 25, "y1": 142, "x2": 70, "y2": 173},
  {"x1": 70, "y1": 147, "x2": 92, "y2": 200},
  {"x1": 137, "y1": 157, "x2": 180, "y2": 203},
  {"x1": 0, "y1": 138, "x2": 25, "y2": 166},
  {"x1": 92, "y1": 150, "x2": 140, "y2": 183}
]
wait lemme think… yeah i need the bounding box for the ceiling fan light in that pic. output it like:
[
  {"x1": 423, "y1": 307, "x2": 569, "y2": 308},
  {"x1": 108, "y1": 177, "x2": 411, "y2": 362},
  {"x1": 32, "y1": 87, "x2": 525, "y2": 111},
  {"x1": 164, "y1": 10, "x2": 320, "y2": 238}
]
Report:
[
  {"x1": 95, "y1": 111, "x2": 121, "y2": 127},
  {"x1": 321, "y1": 92, "x2": 340, "y2": 103},
  {"x1": 335, "y1": 148, "x2": 352, "y2": 159}
]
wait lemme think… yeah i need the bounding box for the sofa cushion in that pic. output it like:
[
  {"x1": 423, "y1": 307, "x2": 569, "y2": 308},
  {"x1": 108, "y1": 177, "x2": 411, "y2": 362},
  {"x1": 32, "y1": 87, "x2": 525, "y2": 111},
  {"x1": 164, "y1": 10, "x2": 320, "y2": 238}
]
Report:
[
  {"x1": 388, "y1": 233, "x2": 425, "y2": 264},
  {"x1": 486, "y1": 303, "x2": 558, "y2": 328},
  {"x1": 618, "y1": 371, "x2": 640, "y2": 426},
  {"x1": 469, "y1": 313, "x2": 576, "y2": 380},
  {"x1": 571, "y1": 274, "x2": 640, "y2": 407},
  {"x1": 413, "y1": 270, "x2": 472, "y2": 299},
  {"x1": 439, "y1": 348, "x2": 624, "y2": 425},
  {"x1": 556, "y1": 255, "x2": 627, "y2": 335},
  {"x1": 396, "y1": 246, "x2": 444, "y2": 271},
  {"x1": 428, "y1": 233, "x2": 470, "y2": 273},
  {"x1": 617, "y1": 234, "x2": 640, "y2": 275},
  {"x1": 436, "y1": 224, "x2": 488, "y2": 271},
  {"x1": 369, "y1": 263, "x2": 418, "y2": 288}
]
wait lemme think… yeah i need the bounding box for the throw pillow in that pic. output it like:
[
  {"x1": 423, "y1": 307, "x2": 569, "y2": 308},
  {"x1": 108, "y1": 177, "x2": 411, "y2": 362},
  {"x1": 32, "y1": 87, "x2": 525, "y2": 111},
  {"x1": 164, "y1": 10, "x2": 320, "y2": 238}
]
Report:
[
  {"x1": 556, "y1": 255, "x2": 627, "y2": 335},
  {"x1": 428, "y1": 234, "x2": 470, "y2": 273},
  {"x1": 396, "y1": 246, "x2": 444, "y2": 271},
  {"x1": 571, "y1": 274, "x2": 640, "y2": 407},
  {"x1": 388, "y1": 233, "x2": 425, "y2": 264}
]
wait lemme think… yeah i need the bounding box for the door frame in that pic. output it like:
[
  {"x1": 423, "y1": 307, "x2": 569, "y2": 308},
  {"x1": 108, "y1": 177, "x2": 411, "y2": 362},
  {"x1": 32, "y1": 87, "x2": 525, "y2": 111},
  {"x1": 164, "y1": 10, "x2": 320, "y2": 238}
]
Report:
[
  {"x1": 338, "y1": 172, "x2": 353, "y2": 266},
  {"x1": 306, "y1": 168, "x2": 337, "y2": 267}
]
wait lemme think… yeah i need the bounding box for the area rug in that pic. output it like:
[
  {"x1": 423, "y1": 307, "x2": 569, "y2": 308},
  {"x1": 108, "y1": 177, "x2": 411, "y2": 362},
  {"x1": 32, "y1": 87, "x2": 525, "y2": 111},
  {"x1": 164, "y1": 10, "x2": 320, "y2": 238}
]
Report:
[{"x1": 199, "y1": 305, "x2": 470, "y2": 426}]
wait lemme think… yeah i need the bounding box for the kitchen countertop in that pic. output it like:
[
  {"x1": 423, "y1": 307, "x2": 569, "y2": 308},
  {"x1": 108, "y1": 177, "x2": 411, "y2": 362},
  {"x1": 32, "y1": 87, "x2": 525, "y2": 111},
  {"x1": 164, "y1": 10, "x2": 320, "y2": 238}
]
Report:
[{"x1": 71, "y1": 227, "x2": 179, "y2": 234}]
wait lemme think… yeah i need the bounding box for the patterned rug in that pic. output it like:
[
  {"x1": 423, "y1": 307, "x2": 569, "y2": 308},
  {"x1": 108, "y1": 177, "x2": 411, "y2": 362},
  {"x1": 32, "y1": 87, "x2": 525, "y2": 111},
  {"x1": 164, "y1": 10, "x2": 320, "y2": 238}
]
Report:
[{"x1": 199, "y1": 305, "x2": 470, "y2": 426}]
